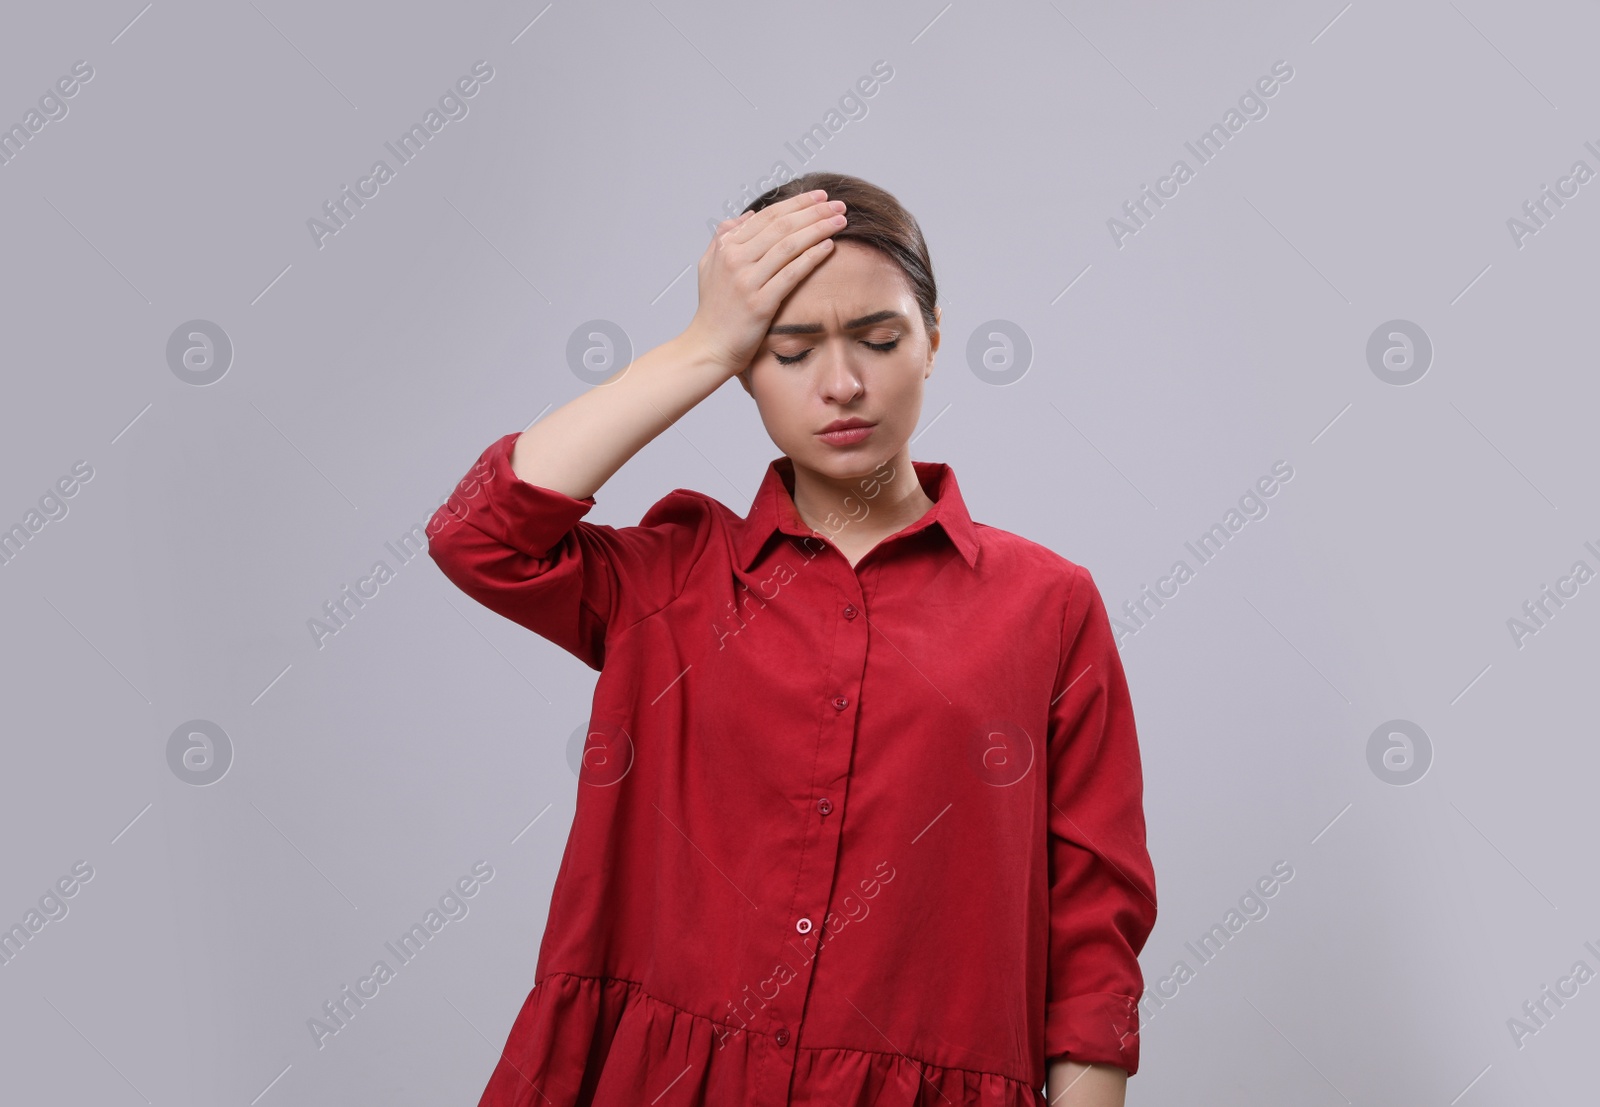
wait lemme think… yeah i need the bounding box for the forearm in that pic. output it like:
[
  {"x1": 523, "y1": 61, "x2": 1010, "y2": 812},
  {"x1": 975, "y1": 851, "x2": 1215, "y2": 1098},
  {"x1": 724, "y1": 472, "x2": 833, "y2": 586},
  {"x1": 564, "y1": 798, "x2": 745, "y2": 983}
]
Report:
[
  {"x1": 1046, "y1": 1058, "x2": 1127, "y2": 1107},
  {"x1": 510, "y1": 332, "x2": 732, "y2": 500}
]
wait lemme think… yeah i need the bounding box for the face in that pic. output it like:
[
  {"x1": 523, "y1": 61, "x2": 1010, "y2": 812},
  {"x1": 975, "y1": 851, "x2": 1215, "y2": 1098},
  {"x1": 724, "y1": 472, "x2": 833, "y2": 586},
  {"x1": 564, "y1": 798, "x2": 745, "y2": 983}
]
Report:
[{"x1": 738, "y1": 240, "x2": 940, "y2": 481}]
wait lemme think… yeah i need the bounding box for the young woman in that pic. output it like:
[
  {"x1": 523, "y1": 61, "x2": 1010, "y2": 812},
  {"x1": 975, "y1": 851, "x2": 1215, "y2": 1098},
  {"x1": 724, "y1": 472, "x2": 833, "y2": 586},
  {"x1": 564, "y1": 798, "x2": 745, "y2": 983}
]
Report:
[{"x1": 429, "y1": 172, "x2": 1157, "y2": 1107}]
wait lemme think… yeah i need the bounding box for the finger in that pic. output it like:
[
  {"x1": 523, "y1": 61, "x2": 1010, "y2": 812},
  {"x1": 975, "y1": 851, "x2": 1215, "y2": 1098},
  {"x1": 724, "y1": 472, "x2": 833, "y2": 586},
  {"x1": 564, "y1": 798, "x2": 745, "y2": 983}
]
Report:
[
  {"x1": 756, "y1": 236, "x2": 838, "y2": 307},
  {"x1": 744, "y1": 205, "x2": 846, "y2": 290},
  {"x1": 727, "y1": 189, "x2": 831, "y2": 245},
  {"x1": 712, "y1": 210, "x2": 752, "y2": 244}
]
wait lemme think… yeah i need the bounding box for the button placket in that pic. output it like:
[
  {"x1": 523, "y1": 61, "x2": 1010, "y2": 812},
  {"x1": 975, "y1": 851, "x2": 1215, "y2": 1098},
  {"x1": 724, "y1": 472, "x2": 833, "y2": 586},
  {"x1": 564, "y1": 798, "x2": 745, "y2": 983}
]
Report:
[{"x1": 757, "y1": 579, "x2": 866, "y2": 1107}]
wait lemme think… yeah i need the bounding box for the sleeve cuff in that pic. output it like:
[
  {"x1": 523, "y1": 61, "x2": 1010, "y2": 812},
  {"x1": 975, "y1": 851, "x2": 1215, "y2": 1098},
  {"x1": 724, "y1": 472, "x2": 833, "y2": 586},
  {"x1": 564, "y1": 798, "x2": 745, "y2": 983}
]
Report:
[
  {"x1": 438, "y1": 432, "x2": 597, "y2": 559},
  {"x1": 1044, "y1": 992, "x2": 1142, "y2": 1074}
]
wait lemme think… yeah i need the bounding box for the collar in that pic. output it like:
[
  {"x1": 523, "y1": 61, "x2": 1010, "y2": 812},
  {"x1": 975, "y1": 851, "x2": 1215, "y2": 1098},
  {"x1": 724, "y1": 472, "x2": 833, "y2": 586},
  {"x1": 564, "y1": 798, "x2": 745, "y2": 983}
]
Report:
[{"x1": 733, "y1": 455, "x2": 981, "y2": 572}]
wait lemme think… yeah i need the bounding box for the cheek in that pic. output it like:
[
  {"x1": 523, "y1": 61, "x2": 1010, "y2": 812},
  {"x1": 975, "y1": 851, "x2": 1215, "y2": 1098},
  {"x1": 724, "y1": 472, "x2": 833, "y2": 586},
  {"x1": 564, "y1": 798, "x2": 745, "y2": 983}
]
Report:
[
  {"x1": 886, "y1": 362, "x2": 926, "y2": 416},
  {"x1": 890, "y1": 355, "x2": 925, "y2": 394},
  {"x1": 756, "y1": 380, "x2": 810, "y2": 429}
]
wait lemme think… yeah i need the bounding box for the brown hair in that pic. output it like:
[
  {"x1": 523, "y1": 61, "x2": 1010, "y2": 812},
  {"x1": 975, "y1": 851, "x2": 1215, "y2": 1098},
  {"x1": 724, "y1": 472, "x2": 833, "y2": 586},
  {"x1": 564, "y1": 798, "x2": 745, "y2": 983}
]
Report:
[{"x1": 743, "y1": 172, "x2": 939, "y2": 340}]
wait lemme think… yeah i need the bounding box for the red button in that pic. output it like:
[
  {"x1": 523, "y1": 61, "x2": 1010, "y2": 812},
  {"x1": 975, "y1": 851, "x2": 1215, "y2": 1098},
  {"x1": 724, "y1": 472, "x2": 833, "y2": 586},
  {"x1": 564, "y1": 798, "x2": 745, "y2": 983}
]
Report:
[
  {"x1": 775, "y1": 1027, "x2": 790, "y2": 1046},
  {"x1": 843, "y1": 604, "x2": 858, "y2": 619},
  {"x1": 817, "y1": 797, "x2": 833, "y2": 815},
  {"x1": 831, "y1": 695, "x2": 849, "y2": 710}
]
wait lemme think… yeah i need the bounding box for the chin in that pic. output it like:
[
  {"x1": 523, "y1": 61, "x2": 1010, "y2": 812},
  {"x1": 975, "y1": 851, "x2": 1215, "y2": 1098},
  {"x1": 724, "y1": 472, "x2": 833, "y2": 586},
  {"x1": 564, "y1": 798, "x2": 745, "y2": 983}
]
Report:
[{"x1": 795, "y1": 441, "x2": 895, "y2": 480}]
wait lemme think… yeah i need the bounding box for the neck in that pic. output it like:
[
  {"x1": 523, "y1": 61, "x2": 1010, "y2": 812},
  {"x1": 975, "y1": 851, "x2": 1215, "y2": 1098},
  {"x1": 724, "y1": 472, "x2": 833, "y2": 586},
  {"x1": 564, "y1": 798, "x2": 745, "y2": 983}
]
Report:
[{"x1": 788, "y1": 446, "x2": 935, "y2": 540}]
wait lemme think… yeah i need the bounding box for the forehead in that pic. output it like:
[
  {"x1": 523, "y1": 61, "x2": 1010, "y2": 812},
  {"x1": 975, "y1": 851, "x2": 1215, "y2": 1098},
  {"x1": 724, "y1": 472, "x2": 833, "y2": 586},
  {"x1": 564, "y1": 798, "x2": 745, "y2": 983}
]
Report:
[{"x1": 771, "y1": 240, "x2": 914, "y2": 321}]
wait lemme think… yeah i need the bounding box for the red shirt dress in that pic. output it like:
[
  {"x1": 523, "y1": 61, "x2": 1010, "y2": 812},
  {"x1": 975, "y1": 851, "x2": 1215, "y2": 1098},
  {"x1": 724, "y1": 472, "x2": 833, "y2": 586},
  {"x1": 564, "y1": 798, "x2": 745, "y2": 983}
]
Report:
[{"x1": 428, "y1": 432, "x2": 1157, "y2": 1107}]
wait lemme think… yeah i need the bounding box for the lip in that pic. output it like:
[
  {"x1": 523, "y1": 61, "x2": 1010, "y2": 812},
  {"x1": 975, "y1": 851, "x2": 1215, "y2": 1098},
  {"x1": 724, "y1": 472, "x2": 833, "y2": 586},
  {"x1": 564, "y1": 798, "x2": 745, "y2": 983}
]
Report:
[{"x1": 817, "y1": 422, "x2": 876, "y2": 446}]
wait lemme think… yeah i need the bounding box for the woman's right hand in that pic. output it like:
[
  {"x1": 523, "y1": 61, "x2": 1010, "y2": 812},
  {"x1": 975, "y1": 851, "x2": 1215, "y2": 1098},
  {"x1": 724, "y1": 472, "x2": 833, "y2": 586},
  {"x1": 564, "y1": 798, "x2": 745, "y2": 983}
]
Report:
[{"x1": 681, "y1": 189, "x2": 849, "y2": 378}]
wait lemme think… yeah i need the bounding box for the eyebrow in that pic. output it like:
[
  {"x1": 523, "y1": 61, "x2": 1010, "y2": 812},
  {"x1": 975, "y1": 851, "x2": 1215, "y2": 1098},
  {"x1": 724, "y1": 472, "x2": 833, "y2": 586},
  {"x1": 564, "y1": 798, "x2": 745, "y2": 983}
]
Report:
[{"x1": 767, "y1": 310, "x2": 904, "y2": 337}]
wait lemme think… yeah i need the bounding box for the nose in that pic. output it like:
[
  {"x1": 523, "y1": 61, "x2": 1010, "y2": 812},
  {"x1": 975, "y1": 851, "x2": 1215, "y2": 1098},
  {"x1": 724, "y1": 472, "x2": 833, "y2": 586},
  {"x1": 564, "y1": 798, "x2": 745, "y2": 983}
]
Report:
[{"x1": 816, "y1": 342, "x2": 865, "y2": 405}]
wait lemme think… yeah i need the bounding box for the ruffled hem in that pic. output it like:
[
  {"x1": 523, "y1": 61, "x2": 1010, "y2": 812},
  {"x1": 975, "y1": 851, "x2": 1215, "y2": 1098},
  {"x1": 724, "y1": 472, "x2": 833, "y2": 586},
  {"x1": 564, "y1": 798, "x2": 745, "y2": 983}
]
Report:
[{"x1": 477, "y1": 972, "x2": 1044, "y2": 1107}]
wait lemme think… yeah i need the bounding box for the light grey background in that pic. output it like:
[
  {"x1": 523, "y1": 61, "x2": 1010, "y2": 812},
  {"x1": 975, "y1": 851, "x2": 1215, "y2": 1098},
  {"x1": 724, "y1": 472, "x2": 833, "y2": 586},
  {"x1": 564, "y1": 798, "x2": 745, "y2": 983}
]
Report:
[{"x1": 2, "y1": 0, "x2": 1596, "y2": 1103}]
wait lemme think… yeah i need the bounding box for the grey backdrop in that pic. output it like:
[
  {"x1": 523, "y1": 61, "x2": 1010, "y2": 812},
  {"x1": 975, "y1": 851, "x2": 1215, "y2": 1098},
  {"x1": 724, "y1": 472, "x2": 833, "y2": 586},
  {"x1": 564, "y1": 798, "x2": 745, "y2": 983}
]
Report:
[{"x1": 2, "y1": 0, "x2": 1596, "y2": 1103}]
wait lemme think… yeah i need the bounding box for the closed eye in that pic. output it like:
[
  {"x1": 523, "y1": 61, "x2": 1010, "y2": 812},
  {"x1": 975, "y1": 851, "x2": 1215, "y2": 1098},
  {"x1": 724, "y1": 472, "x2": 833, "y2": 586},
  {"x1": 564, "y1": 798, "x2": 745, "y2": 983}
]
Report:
[{"x1": 773, "y1": 338, "x2": 900, "y2": 366}]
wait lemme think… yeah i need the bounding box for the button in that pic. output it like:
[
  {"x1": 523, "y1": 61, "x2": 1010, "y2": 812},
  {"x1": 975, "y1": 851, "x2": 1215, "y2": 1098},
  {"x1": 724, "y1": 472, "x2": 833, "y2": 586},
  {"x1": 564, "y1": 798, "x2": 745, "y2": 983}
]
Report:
[
  {"x1": 843, "y1": 603, "x2": 858, "y2": 620},
  {"x1": 816, "y1": 797, "x2": 833, "y2": 815},
  {"x1": 775, "y1": 1027, "x2": 790, "y2": 1046},
  {"x1": 796, "y1": 917, "x2": 813, "y2": 934},
  {"x1": 831, "y1": 695, "x2": 849, "y2": 710}
]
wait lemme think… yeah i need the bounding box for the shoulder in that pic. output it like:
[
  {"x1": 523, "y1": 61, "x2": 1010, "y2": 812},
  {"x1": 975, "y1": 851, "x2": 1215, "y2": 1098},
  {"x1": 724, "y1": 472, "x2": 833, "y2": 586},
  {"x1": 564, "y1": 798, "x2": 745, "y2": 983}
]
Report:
[
  {"x1": 972, "y1": 520, "x2": 1090, "y2": 587},
  {"x1": 970, "y1": 521, "x2": 1111, "y2": 637},
  {"x1": 636, "y1": 487, "x2": 729, "y2": 529},
  {"x1": 632, "y1": 488, "x2": 757, "y2": 567}
]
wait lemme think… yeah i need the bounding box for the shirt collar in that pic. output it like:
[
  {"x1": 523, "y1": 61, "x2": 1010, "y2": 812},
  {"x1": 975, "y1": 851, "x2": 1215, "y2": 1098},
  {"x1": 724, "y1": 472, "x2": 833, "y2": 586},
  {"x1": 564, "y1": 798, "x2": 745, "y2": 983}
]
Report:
[{"x1": 734, "y1": 455, "x2": 981, "y2": 572}]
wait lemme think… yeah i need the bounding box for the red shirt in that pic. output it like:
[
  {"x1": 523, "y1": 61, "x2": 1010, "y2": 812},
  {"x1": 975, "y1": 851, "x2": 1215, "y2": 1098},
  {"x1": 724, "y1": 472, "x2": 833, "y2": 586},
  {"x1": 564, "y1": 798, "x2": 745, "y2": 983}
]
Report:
[{"x1": 428, "y1": 432, "x2": 1157, "y2": 1107}]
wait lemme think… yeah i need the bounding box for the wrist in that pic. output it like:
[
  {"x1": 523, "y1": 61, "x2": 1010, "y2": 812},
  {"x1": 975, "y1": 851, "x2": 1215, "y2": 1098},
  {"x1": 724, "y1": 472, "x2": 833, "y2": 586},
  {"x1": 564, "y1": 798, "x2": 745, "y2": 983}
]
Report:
[
  {"x1": 1046, "y1": 1058, "x2": 1127, "y2": 1107},
  {"x1": 616, "y1": 332, "x2": 742, "y2": 423},
  {"x1": 671, "y1": 324, "x2": 747, "y2": 382}
]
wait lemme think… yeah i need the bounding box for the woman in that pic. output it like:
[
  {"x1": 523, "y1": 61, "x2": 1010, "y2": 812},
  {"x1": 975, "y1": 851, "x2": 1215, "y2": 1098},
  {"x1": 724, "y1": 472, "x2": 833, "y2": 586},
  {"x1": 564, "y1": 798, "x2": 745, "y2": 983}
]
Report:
[{"x1": 428, "y1": 172, "x2": 1157, "y2": 1107}]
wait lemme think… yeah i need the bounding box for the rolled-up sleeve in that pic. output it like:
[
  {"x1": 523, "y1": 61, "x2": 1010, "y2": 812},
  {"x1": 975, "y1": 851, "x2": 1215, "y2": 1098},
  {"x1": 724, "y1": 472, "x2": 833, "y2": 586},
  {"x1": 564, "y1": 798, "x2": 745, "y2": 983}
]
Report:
[
  {"x1": 426, "y1": 432, "x2": 712, "y2": 671},
  {"x1": 1043, "y1": 565, "x2": 1158, "y2": 1075}
]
